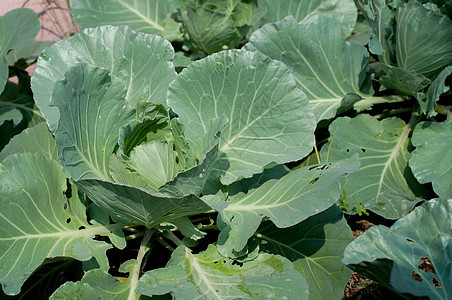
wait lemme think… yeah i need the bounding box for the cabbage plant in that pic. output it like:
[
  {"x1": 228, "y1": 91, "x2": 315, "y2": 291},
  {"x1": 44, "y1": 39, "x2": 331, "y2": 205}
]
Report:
[{"x1": 0, "y1": 1, "x2": 451, "y2": 299}]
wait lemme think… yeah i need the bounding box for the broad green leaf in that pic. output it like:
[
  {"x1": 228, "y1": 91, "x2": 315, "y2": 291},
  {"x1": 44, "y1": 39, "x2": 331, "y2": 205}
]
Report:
[
  {"x1": 343, "y1": 198, "x2": 452, "y2": 299},
  {"x1": 418, "y1": 66, "x2": 452, "y2": 117},
  {"x1": 51, "y1": 64, "x2": 135, "y2": 181},
  {"x1": 256, "y1": 206, "x2": 353, "y2": 300},
  {"x1": 137, "y1": 244, "x2": 308, "y2": 299},
  {"x1": 0, "y1": 153, "x2": 123, "y2": 296},
  {"x1": 396, "y1": 1, "x2": 452, "y2": 79},
  {"x1": 410, "y1": 120, "x2": 452, "y2": 198},
  {"x1": 0, "y1": 122, "x2": 57, "y2": 162},
  {"x1": 70, "y1": 0, "x2": 182, "y2": 41},
  {"x1": 6, "y1": 40, "x2": 54, "y2": 66},
  {"x1": 228, "y1": 163, "x2": 290, "y2": 196},
  {"x1": 320, "y1": 115, "x2": 425, "y2": 219},
  {"x1": 210, "y1": 155, "x2": 359, "y2": 256},
  {"x1": 32, "y1": 25, "x2": 176, "y2": 132},
  {"x1": 348, "y1": 16, "x2": 373, "y2": 46},
  {"x1": 51, "y1": 263, "x2": 136, "y2": 300},
  {"x1": 259, "y1": 0, "x2": 357, "y2": 36},
  {"x1": 379, "y1": 64, "x2": 430, "y2": 96},
  {"x1": 168, "y1": 49, "x2": 316, "y2": 184},
  {"x1": 245, "y1": 16, "x2": 369, "y2": 121},
  {"x1": 0, "y1": 8, "x2": 40, "y2": 94},
  {"x1": 76, "y1": 179, "x2": 210, "y2": 228}
]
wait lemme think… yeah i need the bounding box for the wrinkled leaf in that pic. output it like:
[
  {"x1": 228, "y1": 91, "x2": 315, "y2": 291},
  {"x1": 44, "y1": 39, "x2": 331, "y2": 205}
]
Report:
[
  {"x1": 0, "y1": 8, "x2": 40, "y2": 94},
  {"x1": 321, "y1": 114, "x2": 425, "y2": 219},
  {"x1": 210, "y1": 155, "x2": 359, "y2": 256},
  {"x1": 257, "y1": 206, "x2": 353, "y2": 300},
  {"x1": 76, "y1": 179, "x2": 210, "y2": 228},
  {"x1": 410, "y1": 120, "x2": 452, "y2": 198},
  {"x1": 246, "y1": 16, "x2": 369, "y2": 121},
  {"x1": 0, "y1": 153, "x2": 123, "y2": 296},
  {"x1": 51, "y1": 64, "x2": 135, "y2": 181},
  {"x1": 137, "y1": 245, "x2": 308, "y2": 299},
  {"x1": 260, "y1": 0, "x2": 357, "y2": 36},
  {"x1": 32, "y1": 25, "x2": 176, "y2": 131},
  {"x1": 168, "y1": 49, "x2": 315, "y2": 184},
  {"x1": 343, "y1": 198, "x2": 452, "y2": 299},
  {"x1": 70, "y1": 0, "x2": 182, "y2": 40}
]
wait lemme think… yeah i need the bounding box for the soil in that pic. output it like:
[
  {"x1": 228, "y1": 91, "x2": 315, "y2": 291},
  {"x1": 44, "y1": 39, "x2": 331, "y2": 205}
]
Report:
[{"x1": 342, "y1": 212, "x2": 398, "y2": 299}]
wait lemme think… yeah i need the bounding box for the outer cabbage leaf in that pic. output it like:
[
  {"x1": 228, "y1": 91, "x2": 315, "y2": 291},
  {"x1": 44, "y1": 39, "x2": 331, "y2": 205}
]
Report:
[
  {"x1": 256, "y1": 206, "x2": 353, "y2": 300},
  {"x1": 70, "y1": 0, "x2": 182, "y2": 41},
  {"x1": 410, "y1": 120, "x2": 452, "y2": 198},
  {"x1": 320, "y1": 115, "x2": 425, "y2": 219},
  {"x1": 259, "y1": 0, "x2": 357, "y2": 36},
  {"x1": 0, "y1": 8, "x2": 40, "y2": 94},
  {"x1": 246, "y1": 16, "x2": 369, "y2": 121},
  {"x1": 50, "y1": 261, "x2": 138, "y2": 300},
  {"x1": 343, "y1": 198, "x2": 452, "y2": 299},
  {"x1": 0, "y1": 122, "x2": 57, "y2": 162},
  {"x1": 0, "y1": 153, "x2": 123, "y2": 296},
  {"x1": 395, "y1": 0, "x2": 452, "y2": 79},
  {"x1": 32, "y1": 25, "x2": 176, "y2": 131},
  {"x1": 51, "y1": 64, "x2": 135, "y2": 181},
  {"x1": 76, "y1": 179, "x2": 210, "y2": 228},
  {"x1": 168, "y1": 49, "x2": 315, "y2": 185},
  {"x1": 209, "y1": 155, "x2": 359, "y2": 256},
  {"x1": 137, "y1": 244, "x2": 308, "y2": 299}
]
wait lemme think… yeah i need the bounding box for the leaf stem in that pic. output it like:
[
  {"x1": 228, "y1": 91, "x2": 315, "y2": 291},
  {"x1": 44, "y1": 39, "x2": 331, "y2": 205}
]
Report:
[
  {"x1": 157, "y1": 236, "x2": 176, "y2": 252},
  {"x1": 127, "y1": 229, "x2": 154, "y2": 300},
  {"x1": 314, "y1": 145, "x2": 321, "y2": 164},
  {"x1": 125, "y1": 231, "x2": 145, "y2": 240},
  {"x1": 198, "y1": 224, "x2": 218, "y2": 231},
  {"x1": 165, "y1": 230, "x2": 184, "y2": 247}
]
